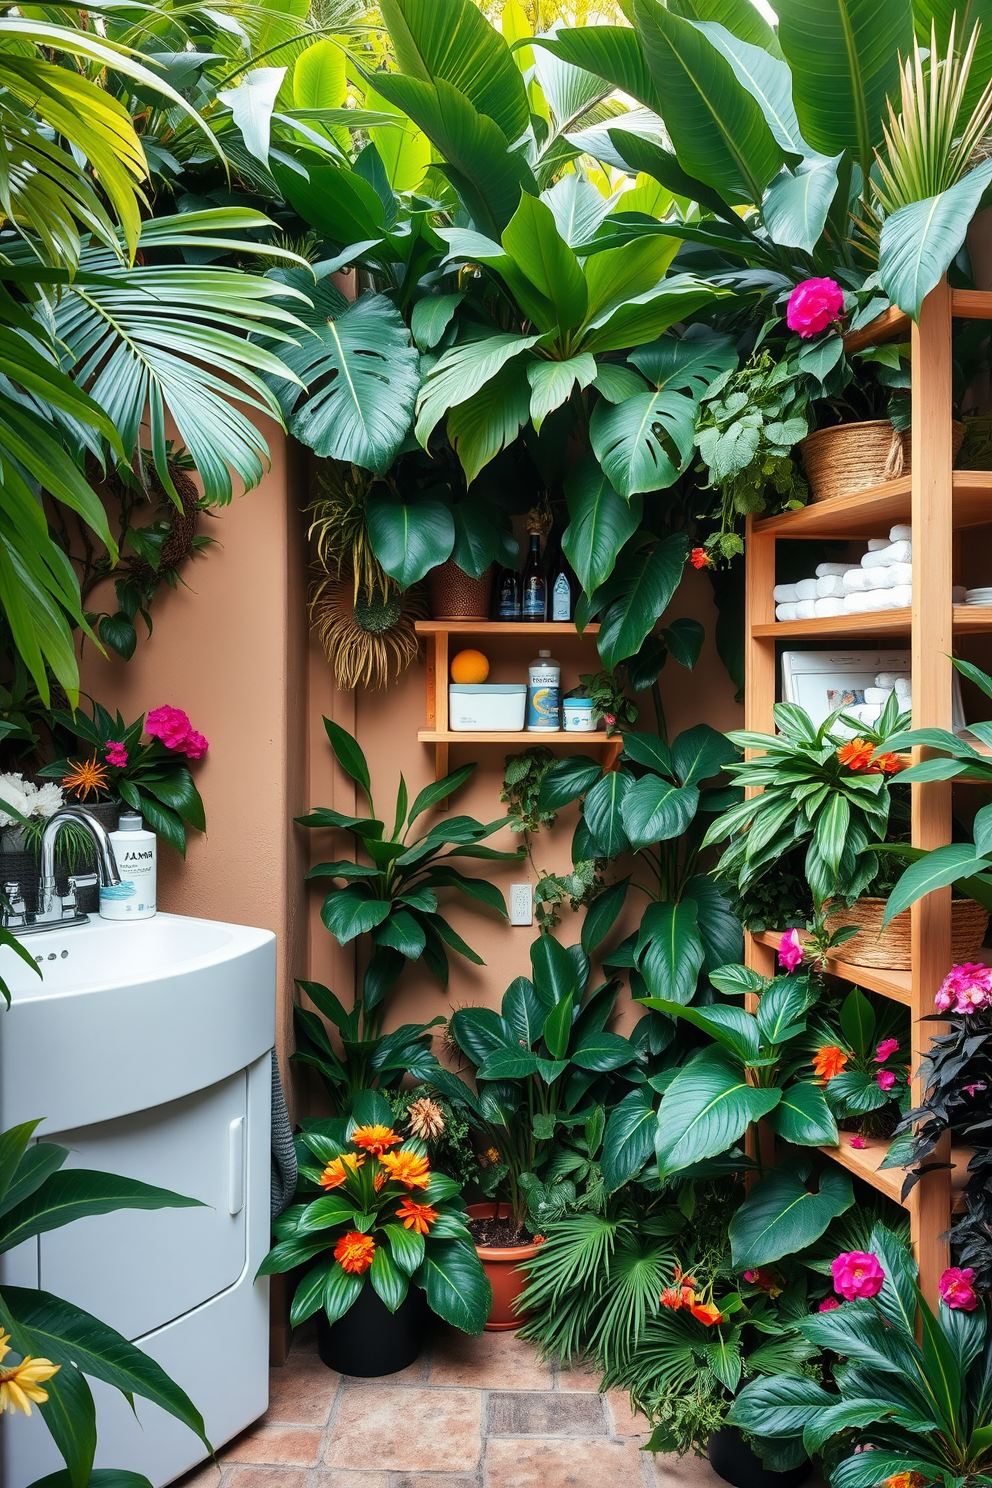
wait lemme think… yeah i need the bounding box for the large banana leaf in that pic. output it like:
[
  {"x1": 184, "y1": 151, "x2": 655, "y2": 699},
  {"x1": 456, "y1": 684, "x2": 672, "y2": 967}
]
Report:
[
  {"x1": 562, "y1": 458, "x2": 642, "y2": 594},
  {"x1": 530, "y1": 28, "x2": 663, "y2": 114},
  {"x1": 654, "y1": 1045, "x2": 781, "y2": 1177},
  {"x1": 0, "y1": 1169, "x2": 204, "y2": 1253},
  {"x1": 776, "y1": 0, "x2": 913, "y2": 178},
  {"x1": 763, "y1": 155, "x2": 843, "y2": 253},
  {"x1": 632, "y1": 0, "x2": 783, "y2": 205},
  {"x1": 415, "y1": 330, "x2": 542, "y2": 446},
  {"x1": 879, "y1": 159, "x2": 992, "y2": 319},
  {"x1": 593, "y1": 534, "x2": 689, "y2": 668},
  {"x1": 448, "y1": 360, "x2": 532, "y2": 484},
  {"x1": 671, "y1": 0, "x2": 784, "y2": 57},
  {"x1": 729, "y1": 1167, "x2": 854, "y2": 1269},
  {"x1": 916, "y1": 0, "x2": 992, "y2": 110},
  {"x1": 689, "y1": 21, "x2": 808, "y2": 155}
]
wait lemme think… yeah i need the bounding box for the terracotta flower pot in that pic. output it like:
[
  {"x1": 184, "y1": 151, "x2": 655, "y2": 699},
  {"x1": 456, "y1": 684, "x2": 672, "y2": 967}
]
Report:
[{"x1": 467, "y1": 1201, "x2": 542, "y2": 1332}]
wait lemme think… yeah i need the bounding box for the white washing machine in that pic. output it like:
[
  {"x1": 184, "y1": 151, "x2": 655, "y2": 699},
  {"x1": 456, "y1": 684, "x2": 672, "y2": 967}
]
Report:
[{"x1": 0, "y1": 913, "x2": 276, "y2": 1486}]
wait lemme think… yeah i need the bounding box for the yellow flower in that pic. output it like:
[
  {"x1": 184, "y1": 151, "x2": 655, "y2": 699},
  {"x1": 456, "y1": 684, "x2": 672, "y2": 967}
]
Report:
[
  {"x1": 318, "y1": 1153, "x2": 364, "y2": 1190},
  {"x1": 0, "y1": 1334, "x2": 60, "y2": 1416},
  {"x1": 378, "y1": 1150, "x2": 431, "y2": 1190}
]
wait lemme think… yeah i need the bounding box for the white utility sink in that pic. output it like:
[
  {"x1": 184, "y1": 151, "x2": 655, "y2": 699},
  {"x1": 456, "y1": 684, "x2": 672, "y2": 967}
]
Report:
[{"x1": 0, "y1": 911, "x2": 276, "y2": 1487}]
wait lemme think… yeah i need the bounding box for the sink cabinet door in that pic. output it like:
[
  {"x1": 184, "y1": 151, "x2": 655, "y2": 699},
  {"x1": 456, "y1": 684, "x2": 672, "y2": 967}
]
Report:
[{"x1": 39, "y1": 1072, "x2": 249, "y2": 1341}]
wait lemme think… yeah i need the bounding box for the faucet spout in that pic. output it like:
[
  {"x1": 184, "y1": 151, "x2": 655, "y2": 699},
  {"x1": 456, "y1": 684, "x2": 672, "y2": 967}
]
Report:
[{"x1": 37, "y1": 807, "x2": 122, "y2": 921}]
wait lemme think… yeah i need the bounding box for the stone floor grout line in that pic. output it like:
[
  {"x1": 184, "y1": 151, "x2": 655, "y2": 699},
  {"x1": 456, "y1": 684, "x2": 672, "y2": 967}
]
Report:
[{"x1": 309, "y1": 1360, "x2": 347, "y2": 1481}]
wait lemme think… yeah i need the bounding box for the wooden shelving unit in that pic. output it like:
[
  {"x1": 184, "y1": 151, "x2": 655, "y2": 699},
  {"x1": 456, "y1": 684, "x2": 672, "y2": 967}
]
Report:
[
  {"x1": 744, "y1": 280, "x2": 992, "y2": 1306},
  {"x1": 416, "y1": 619, "x2": 623, "y2": 784}
]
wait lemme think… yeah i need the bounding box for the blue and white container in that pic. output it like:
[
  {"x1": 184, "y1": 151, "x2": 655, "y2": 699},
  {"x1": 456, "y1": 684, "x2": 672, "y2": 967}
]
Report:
[
  {"x1": 527, "y1": 650, "x2": 561, "y2": 731},
  {"x1": 563, "y1": 697, "x2": 596, "y2": 732}
]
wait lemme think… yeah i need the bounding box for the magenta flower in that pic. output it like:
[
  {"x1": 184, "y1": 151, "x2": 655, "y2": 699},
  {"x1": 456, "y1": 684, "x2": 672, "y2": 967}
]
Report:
[
  {"x1": 935, "y1": 963, "x2": 992, "y2": 1015},
  {"x1": 818, "y1": 1297, "x2": 841, "y2": 1312},
  {"x1": 849, "y1": 1134, "x2": 866, "y2": 1149},
  {"x1": 940, "y1": 1266, "x2": 978, "y2": 1311},
  {"x1": 778, "y1": 928, "x2": 804, "y2": 973},
  {"x1": 146, "y1": 705, "x2": 193, "y2": 751},
  {"x1": 964, "y1": 1083, "x2": 988, "y2": 1098},
  {"x1": 786, "y1": 278, "x2": 845, "y2": 338},
  {"x1": 104, "y1": 741, "x2": 128, "y2": 769},
  {"x1": 183, "y1": 729, "x2": 209, "y2": 760},
  {"x1": 874, "y1": 1038, "x2": 900, "y2": 1062},
  {"x1": 832, "y1": 1250, "x2": 885, "y2": 1300},
  {"x1": 877, "y1": 1069, "x2": 896, "y2": 1092}
]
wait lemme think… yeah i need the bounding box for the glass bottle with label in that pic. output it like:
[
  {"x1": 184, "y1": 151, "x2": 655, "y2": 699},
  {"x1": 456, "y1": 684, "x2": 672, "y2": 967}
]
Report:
[
  {"x1": 495, "y1": 563, "x2": 521, "y2": 620},
  {"x1": 521, "y1": 532, "x2": 546, "y2": 621},
  {"x1": 548, "y1": 535, "x2": 572, "y2": 622}
]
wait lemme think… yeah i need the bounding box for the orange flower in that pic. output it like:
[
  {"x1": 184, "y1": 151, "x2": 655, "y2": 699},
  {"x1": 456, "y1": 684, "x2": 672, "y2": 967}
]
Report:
[
  {"x1": 396, "y1": 1198, "x2": 438, "y2": 1235},
  {"x1": 351, "y1": 1124, "x2": 402, "y2": 1156},
  {"x1": 812, "y1": 1045, "x2": 850, "y2": 1081},
  {"x1": 334, "y1": 1230, "x2": 375, "y2": 1275},
  {"x1": 875, "y1": 752, "x2": 903, "y2": 775},
  {"x1": 884, "y1": 1475, "x2": 925, "y2": 1488},
  {"x1": 378, "y1": 1150, "x2": 431, "y2": 1190},
  {"x1": 690, "y1": 1301, "x2": 724, "y2": 1326},
  {"x1": 374, "y1": 1170, "x2": 387, "y2": 1192},
  {"x1": 660, "y1": 1287, "x2": 683, "y2": 1310},
  {"x1": 836, "y1": 739, "x2": 875, "y2": 773},
  {"x1": 62, "y1": 756, "x2": 109, "y2": 801},
  {"x1": 318, "y1": 1153, "x2": 364, "y2": 1190}
]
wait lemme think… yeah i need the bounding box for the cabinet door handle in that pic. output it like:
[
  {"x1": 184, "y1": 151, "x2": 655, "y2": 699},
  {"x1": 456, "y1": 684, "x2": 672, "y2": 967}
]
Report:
[{"x1": 228, "y1": 1116, "x2": 245, "y2": 1215}]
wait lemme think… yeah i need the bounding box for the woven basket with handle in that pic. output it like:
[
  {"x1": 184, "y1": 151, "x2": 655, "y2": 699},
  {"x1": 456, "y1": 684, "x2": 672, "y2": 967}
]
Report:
[
  {"x1": 824, "y1": 895, "x2": 988, "y2": 969},
  {"x1": 800, "y1": 420, "x2": 966, "y2": 503}
]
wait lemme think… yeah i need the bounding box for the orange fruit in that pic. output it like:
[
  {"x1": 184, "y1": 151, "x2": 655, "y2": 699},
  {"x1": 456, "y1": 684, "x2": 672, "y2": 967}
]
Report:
[{"x1": 450, "y1": 648, "x2": 490, "y2": 684}]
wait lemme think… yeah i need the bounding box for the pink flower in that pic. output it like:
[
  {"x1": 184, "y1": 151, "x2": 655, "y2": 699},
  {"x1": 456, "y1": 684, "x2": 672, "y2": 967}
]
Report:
[
  {"x1": 849, "y1": 1134, "x2": 866, "y2": 1149},
  {"x1": 786, "y1": 278, "x2": 845, "y2": 338},
  {"x1": 935, "y1": 963, "x2": 992, "y2": 1015},
  {"x1": 182, "y1": 729, "x2": 209, "y2": 760},
  {"x1": 104, "y1": 741, "x2": 128, "y2": 769},
  {"x1": 818, "y1": 1297, "x2": 841, "y2": 1312},
  {"x1": 778, "y1": 928, "x2": 804, "y2": 973},
  {"x1": 939, "y1": 1266, "x2": 978, "y2": 1311},
  {"x1": 875, "y1": 1038, "x2": 900, "y2": 1062},
  {"x1": 832, "y1": 1250, "x2": 885, "y2": 1300},
  {"x1": 146, "y1": 705, "x2": 193, "y2": 751},
  {"x1": 964, "y1": 1083, "x2": 987, "y2": 1098},
  {"x1": 604, "y1": 713, "x2": 615, "y2": 726},
  {"x1": 877, "y1": 1069, "x2": 896, "y2": 1092}
]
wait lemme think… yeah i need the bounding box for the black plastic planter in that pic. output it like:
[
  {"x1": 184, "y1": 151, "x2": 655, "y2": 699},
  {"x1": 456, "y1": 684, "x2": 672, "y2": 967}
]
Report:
[
  {"x1": 315, "y1": 1282, "x2": 429, "y2": 1377},
  {"x1": 708, "y1": 1428, "x2": 811, "y2": 1488}
]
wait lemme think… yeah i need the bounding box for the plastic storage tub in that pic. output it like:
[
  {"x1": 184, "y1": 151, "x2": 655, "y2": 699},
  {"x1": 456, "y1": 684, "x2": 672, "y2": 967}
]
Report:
[{"x1": 449, "y1": 684, "x2": 526, "y2": 731}]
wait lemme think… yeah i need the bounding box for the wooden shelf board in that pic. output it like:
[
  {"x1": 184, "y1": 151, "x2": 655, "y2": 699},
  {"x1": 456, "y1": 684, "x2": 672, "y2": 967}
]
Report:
[
  {"x1": 819, "y1": 1135, "x2": 972, "y2": 1212},
  {"x1": 952, "y1": 289, "x2": 992, "y2": 320},
  {"x1": 843, "y1": 306, "x2": 910, "y2": 354},
  {"x1": 752, "y1": 604, "x2": 992, "y2": 640},
  {"x1": 416, "y1": 621, "x2": 600, "y2": 636},
  {"x1": 418, "y1": 729, "x2": 617, "y2": 745},
  {"x1": 752, "y1": 471, "x2": 992, "y2": 540},
  {"x1": 750, "y1": 931, "x2": 912, "y2": 1004}
]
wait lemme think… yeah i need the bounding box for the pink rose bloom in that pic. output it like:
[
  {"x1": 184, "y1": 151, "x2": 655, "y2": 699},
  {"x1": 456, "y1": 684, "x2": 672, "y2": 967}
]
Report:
[
  {"x1": 818, "y1": 1297, "x2": 841, "y2": 1312},
  {"x1": 105, "y1": 741, "x2": 128, "y2": 769},
  {"x1": 778, "y1": 928, "x2": 804, "y2": 973},
  {"x1": 877, "y1": 1069, "x2": 896, "y2": 1092},
  {"x1": 935, "y1": 963, "x2": 992, "y2": 1015},
  {"x1": 940, "y1": 1266, "x2": 978, "y2": 1311},
  {"x1": 146, "y1": 705, "x2": 193, "y2": 751},
  {"x1": 182, "y1": 729, "x2": 209, "y2": 761},
  {"x1": 875, "y1": 1038, "x2": 900, "y2": 1062},
  {"x1": 786, "y1": 278, "x2": 845, "y2": 338},
  {"x1": 849, "y1": 1135, "x2": 866, "y2": 1149},
  {"x1": 832, "y1": 1250, "x2": 885, "y2": 1301}
]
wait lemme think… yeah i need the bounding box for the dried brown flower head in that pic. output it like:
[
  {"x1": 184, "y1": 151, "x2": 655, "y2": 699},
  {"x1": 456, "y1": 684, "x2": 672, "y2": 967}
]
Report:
[{"x1": 407, "y1": 1096, "x2": 446, "y2": 1142}]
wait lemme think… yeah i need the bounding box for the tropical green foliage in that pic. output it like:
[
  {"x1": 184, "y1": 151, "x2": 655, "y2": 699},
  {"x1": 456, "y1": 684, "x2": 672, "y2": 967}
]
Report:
[{"x1": 0, "y1": 1120, "x2": 209, "y2": 1486}]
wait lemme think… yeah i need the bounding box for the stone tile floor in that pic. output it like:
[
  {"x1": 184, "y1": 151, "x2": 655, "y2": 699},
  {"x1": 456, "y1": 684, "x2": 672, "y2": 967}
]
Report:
[{"x1": 172, "y1": 1322, "x2": 725, "y2": 1488}]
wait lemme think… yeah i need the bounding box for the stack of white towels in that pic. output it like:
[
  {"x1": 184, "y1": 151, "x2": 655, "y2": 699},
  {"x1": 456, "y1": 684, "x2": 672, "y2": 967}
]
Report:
[
  {"x1": 773, "y1": 525, "x2": 957, "y2": 621},
  {"x1": 841, "y1": 672, "x2": 912, "y2": 732}
]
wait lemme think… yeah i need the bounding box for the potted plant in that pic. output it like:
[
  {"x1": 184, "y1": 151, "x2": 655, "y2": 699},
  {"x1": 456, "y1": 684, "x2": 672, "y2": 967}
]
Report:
[
  {"x1": 258, "y1": 1093, "x2": 491, "y2": 1376},
  {"x1": 807, "y1": 984, "x2": 911, "y2": 1145},
  {"x1": 446, "y1": 933, "x2": 644, "y2": 1328},
  {"x1": 705, "y1": 696, "x2": 988, "y2": 969},
  {"x1": 730, "y1": 1223, "x2": 992, "y2": 1487}
]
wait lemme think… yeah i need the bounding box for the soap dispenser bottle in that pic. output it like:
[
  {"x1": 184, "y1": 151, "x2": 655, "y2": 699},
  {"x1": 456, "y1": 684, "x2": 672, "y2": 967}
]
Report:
[{"x1": 100, "y1": 812, "x2": 157, "y2": 920}]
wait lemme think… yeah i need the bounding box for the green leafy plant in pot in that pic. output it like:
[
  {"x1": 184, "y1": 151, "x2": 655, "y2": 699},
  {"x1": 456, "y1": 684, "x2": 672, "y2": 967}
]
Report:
[{"x1": 259, "y1": 1093, "x2": 491, "y2": 1376}]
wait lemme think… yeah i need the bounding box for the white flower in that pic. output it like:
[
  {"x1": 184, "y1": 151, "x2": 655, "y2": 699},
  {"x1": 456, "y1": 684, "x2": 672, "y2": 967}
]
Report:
[
  {"x1": 32, "y1": 783, "x2": 64, "y2": 819},
  {"x1": 0, "y1": 774, "x2": 31, "y2": 828}
]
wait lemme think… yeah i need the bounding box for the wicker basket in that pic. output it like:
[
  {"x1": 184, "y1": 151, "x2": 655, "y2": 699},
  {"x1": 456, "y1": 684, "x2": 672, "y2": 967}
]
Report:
[
  {"x1": 824, "y1": 895, "x2": 989, "y2": 969},
  {"x1": 800, "y1": 420, "x2": 966, "y2": 502},
  {"x1": 427, "y1": 560, "x2": 494, "y2": 620}
]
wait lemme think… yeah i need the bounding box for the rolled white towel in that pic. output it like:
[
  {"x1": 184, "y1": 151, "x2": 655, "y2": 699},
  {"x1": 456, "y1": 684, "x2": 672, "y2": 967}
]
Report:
[
  {"x1": 846, "y1": 587, "x2": 905, "y2": 612},
  {"x1": 846, "y1": 703, "x2": 883, "y2": 726},
  {"x1": 776, "y1": 602, "x2": 799, "y2": 621},
  {"x1": 889, "y1": 524, "x2": 912, "y2": 542},
  {"x1": 773, "y1": 582, "x2": 799, "y2": 603},
  {"x1": 876, "y1": 673, "x2": 900, "y2": 689},
  {"x1": 843, "y1": 568, "x2": 875, "y2": 592},
  {"x1": 895, "y1": 677, "x2": 912, "y2": 698},
  {"x1": 795, "y1": 599, "x2": 817, "y2": 619},
  {"x1": 863, "y1": 540, "x2": 912, "y2": 568},
  {"x1": 865, "y1": 686, "x2": 893, "y2": 704},
  {"x1": 814, "y1": 597, "x2": 847, "y2": 617},
  {"x1": 844, "y1": 592, "x2": 875, "y2": 613},
  {"x1": 868, "y1": 538, "x2": 891, "y2": 551},
  {"x1": 816, "y1": 575, "x2": 847, "y2": 598},
  {"x1": 795, "y1": 578, "x2": 820, "y2": 600},
  {"x1": 888, "y1": 584, "x2": 912, "y2": 608},
  {"x1": 815, "y1": 562, "x2": 859, "y2": 578},
  {"x1": 876, "y1": 562, "x2": 913, "y2": 589}
]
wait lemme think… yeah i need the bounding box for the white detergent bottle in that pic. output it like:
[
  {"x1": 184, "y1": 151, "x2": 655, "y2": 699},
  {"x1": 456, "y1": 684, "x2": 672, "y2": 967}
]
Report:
[
  {"x1": 527, "y1": 649, "x2": 561, "y2": 731},
  {"x1": 100, "y1": 811, "x2": 157, "y2": 920}
]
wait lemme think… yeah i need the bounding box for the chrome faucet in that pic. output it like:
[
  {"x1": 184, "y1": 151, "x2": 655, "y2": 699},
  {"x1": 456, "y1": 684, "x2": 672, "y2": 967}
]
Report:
[{"x1": 2, "y1": 807, "x2": 123, "y2": 934}]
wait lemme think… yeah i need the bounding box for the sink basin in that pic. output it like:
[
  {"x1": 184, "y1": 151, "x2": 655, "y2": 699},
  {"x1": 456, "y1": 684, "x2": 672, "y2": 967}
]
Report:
[{"x1": 0, "y1": 912, "x2": 275, "y2": 1135}]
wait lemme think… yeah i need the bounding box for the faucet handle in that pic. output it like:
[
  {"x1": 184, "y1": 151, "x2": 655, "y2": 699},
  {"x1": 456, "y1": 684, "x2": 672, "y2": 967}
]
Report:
[
  {"x1": 61, "y1": 873, "x2": 97, "y2": 920},
  {"x1": 2, "y1": 881, "x2": 26, "y2": 927},
  {"x1": 68, "y1": 873, "x2": 98, "y2": 891}
]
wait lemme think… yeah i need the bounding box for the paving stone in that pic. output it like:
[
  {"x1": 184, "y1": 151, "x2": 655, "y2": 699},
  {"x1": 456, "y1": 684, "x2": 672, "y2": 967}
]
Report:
[
  {"x1": 315, "y1": 1474, "x2": 389, "y2": 1488},
  {"x1": 325, "y1": 1385, "x2": 483, "y2": 1472},
  {"x1": 168, "y1": 1464, "x2": 222, "y2": 1488},
  {"x1": 555, "y1": 1362, "x2": 601, "y2": 1392},
  {"x1": 226, "y1": 1469, "x2": 309, "y2": 1488},
  {"x1": 222, "y1": 1423, "x2": 323, "y2": 1466},
  {"x1": 390, "y1": 1476, "x2": 480, "y2": 1488},
  {"x1": 651, "y1": 1451, "x2": 724, "y2": 1487},
  {"x1": 485, "y1": 1436, "x2": 647, "y2": 1488},
  {"x1": 487, "y1": 1391, "x2": 608, "y2": 1437},
  {"x1": 341, "y1": 1354, "x2": 429, "y2": 1384},
  {"x1": 605, "y1": 1389, "x2": 652, "y2": 1436},
  {"x1": 430, "y1": 1327, "x2": 552, "y2": 1389},
  {"x1": 266, "y1": 1347, "x2": 340, "y2": 1426}
]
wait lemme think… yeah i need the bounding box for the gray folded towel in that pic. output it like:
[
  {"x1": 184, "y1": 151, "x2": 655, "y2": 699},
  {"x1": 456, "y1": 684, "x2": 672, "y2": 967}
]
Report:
[{"x1": 271, "y1": 1051, "x2": 297, "y2": 1219}]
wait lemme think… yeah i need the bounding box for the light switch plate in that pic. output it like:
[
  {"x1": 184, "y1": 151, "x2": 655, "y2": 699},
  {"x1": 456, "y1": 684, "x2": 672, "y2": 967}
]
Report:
[{"x1": 509, "y1": 882, "x2": 533, "y2": 926}]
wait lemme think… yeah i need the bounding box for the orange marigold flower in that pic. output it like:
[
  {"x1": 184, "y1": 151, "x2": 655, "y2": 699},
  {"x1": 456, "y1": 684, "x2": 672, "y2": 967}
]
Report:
[
  {"x1": 318, "y1": 1153, "x2": 364, "y2": 1190},
  {"x1": 836, "y1": 739, "x2": 875, "y2": 773},
  {"x1": 62, "y1": 755, "x2": 110, "y2": 801},
  {"x1": 334, "y1": 1230, "x2": 376, "y2": 1275},
  {"x1": 875, "y1": 752, "x2": 903, "y2": 775},
  {"x1": 378, "y1": 1150, "x2": 431, "y2": 1190},
  {"x1": 885, "y1": 1475, "x2": 925, "y2": 1488},
  {"x1": 812, "y1": 1045, "x2": 850, "y2": 1081},
  {"x1": 374, "y1": 1170, "x2": 386, "y2": 1192},
  {"x1": 396, "y1": 1198, "x2": 438, "y2": 1235},
  {"x1": 690, "y1": 1301, "x2": 724, "y2": 1326},
  {"x1": 351, "y1": 1124, "x2": 402, "y2": 1156}
]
